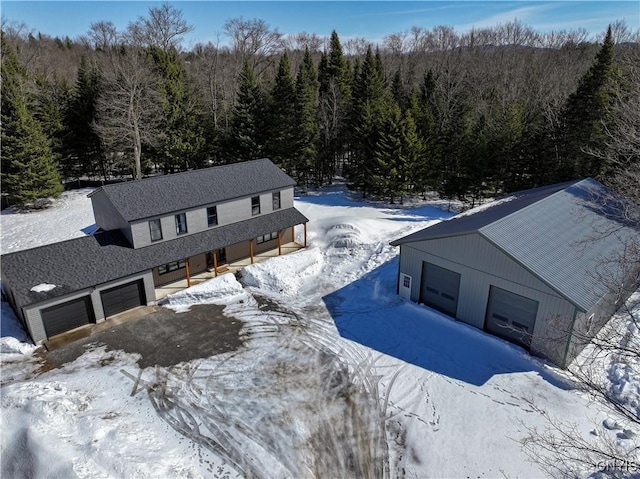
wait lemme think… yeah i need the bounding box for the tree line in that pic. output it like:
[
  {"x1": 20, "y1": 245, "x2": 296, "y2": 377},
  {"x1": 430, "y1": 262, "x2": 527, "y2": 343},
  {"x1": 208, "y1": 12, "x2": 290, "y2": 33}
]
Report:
[{"x1": 1, "y1": 4, "x2": 639, "y2": 206}]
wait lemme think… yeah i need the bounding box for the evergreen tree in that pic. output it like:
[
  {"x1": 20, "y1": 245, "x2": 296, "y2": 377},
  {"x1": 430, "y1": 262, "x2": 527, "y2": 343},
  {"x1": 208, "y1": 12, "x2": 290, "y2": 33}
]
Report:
[
  {"x1": 266, "y1": 51, "x2": 297, "y2": 170},
  {"x1": 293, "y1": 47, "x2": 319, "y2": 186},
  {"x1": 225, "y1": 60, "x2": 266, "y2": 162},
  {"x1": 317, "y1": 31, "x2": 352, "y2": 184},
  {"x1": 559, "y1": 26, "x2": 620, "y2": 179},
  {"x1": 1, "y1": 35, "x2": 63, "y2": 205},
  {"x1": 62, "y1": 56, "x2": 106, "y2": 180},
  {"x1": 349, "y1": 45, "x2": 390, "y2": 196},
  {"x1": 374, "y1": 105, "x2": 424, "y2": 204},
  {"x1": 148, "y1": 46, "x2": 207, "y2": 173}
]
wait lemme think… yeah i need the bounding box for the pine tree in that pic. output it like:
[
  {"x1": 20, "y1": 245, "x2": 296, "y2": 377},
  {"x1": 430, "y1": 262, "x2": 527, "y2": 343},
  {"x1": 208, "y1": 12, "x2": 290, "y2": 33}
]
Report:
[
  {"x1": 266, "y1": 51, "x2": 297, "y2": 170},
  {"x1": 293, "y1": 47, "x2": 319, "y2": 186},
  {"x1": 1, "y1": 35, "x2": 63, "y2": 206},
  {"x1": 559, "y1": 26, "x2": 620, "y2": 179},
  {"x1": 148, "y1": 46, "x2": 207, "y2": 173},
  {"x1": 225, "y1": 60, "x2": 266, "y2": 162},
  {"x1": 350, "y1": 45, "x2": 389, "y2": 196},
  {"x1": 62, "y1": 56, "x2": 106, "y2": 180},
  {"x1": 317, "y1": 31, "x2": 352, "y2": 184},
  {"x1": 374, "y1": 105, "x2": 424, "y2": 204}
]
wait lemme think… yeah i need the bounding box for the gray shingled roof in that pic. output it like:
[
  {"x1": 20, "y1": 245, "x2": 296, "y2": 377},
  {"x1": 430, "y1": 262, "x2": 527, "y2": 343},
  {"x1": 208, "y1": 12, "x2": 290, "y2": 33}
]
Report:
[
  {"x1": 88, "y1": 158, "x2": 296, "y2": 222},
  {"x1": 1, "y1": 208, "x2": 308, "y2": 308},
  {"x1": 392, "y1": 179, "x2": 639, "y2": 312}
]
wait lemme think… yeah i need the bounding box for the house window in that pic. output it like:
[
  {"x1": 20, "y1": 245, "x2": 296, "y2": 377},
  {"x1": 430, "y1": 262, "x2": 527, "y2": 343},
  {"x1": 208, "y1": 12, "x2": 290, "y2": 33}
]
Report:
[
  {"x1": 252, "y1": 196, "x2": 261, "y2": 216},
  {"x1": 272, "y1": 191, "x2": 281, "y2": 210},
  {"x1": 175, "y1": 213, "x2": 187, "y2": 235},
  {"x1": 403, "y1": 275, "x2": 411, "y2": 289},
  {"x1": 149, "y1": 219, "x2": 162, "y2": 242},
  {"x1": 207, "y1": 206, "x2": 218, "y2": 227},
  {"x1": 257, "y1": 232, "x2": 278, "y2": 244},
  {"x1": 158, "y1": 260, "x2": 187, "y2": 275}
]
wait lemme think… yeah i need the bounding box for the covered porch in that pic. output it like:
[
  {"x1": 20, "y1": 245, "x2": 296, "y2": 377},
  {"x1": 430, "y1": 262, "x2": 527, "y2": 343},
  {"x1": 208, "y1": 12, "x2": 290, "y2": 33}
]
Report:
[{"x1": 155, "y1": 241, "x2": 304, "y2": 300}]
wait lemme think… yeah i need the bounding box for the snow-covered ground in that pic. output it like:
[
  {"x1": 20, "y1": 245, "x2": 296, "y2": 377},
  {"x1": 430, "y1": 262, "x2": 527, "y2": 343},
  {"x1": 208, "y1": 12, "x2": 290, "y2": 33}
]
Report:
[{"x1": 1, "y1": 184, "x2": 638, "y2": 478}]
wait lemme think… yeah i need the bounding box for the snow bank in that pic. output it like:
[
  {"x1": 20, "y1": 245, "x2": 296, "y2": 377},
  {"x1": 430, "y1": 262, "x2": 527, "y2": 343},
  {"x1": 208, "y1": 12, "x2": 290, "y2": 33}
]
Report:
[
  {"x1": 1, "y1": 299, "x2": 36, "y2": 356},
  {"x1": 30, "y1": 283, "x2": 57, "y2": 293},
  {"x1": 161, "y1": 273, "x2": 247, "y2": 312},
  {"x1": 242, "y1": 246, "x2": 324, "y2": 297}
]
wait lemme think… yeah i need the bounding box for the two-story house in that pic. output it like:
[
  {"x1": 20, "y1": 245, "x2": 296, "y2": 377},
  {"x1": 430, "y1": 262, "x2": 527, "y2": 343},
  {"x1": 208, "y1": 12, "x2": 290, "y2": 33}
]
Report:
[{"x1": 1, "y1": 159, "x2": 309, "y2": 345}]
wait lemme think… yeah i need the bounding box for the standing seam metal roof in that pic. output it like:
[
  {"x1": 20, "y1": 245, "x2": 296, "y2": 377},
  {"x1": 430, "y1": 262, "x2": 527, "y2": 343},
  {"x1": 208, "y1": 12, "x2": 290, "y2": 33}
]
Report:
[
  {"x1": 391, "y1": 179, "x2": 638, "y2": 312},
  {"x1": 88, "y1": 158, "x2": 296, "y2": 222}
]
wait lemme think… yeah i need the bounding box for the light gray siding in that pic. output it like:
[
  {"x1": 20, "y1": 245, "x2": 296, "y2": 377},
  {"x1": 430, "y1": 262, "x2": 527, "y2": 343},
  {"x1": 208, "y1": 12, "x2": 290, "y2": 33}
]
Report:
[
  {"x1": 23, "y1": 271, "x2": 155, "y2": 344},
  {"x1": 130, "y1": 187, "x2": 294, "y2": 249},
  {"x1": 397, "y1": 233, "x2": 576, "y2": 365}
]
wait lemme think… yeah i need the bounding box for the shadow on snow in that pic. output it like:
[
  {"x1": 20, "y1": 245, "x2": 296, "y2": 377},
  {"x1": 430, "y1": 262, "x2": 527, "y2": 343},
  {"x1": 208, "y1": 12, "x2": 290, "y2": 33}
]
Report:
[{"x1": 322, "y1": 257, "x2": 572, "y2": 389}]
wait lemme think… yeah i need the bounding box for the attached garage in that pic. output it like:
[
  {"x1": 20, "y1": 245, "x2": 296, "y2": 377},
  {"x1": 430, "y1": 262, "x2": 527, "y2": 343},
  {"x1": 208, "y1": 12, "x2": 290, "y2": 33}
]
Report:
[
  {"x1": 42, "y1": 296, "x2": 94, "y2": 338},
  {"x1": 100, "y1": 280, "x2": 146, "y2": 317},
  {"x1": 420, "y1": 262, "x2": 460, "y2": 317},
  {"x1": 484, "y1": 286, "x2": 538, "y2": 349},
  {"x1": 391, "y1": 178, "x2": 639, "y2": 368}
]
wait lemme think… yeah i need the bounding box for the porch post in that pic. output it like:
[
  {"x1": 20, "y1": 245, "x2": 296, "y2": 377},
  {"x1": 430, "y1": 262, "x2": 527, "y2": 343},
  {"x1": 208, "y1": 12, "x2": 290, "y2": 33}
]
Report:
[
  {"x1": 185, "y1": 258, "x2": 191, "y2": 287},
  {"x1": 250, "y1": 240, "x2": 254, "y2": 264},
  {"x1": 304, "y1": 222, "x2": 307, "y2": 248},
  {"x1": 291, "y1": 226, "x2": 294, "y2": 245},
  {"x1": 212, "y1": 250, "x2": 218, "y2": 277},
  {"x1": 277, "y1": 230, "x2": 282, "y2": 255}
]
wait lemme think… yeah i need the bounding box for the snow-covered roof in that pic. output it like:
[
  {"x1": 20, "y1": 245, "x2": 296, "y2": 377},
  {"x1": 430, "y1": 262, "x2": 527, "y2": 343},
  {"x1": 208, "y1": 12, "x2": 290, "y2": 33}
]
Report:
[
  {"x1": 1, "y1": 208, "x2": 308, "y2": 308},
  {"x1": 89, "y1": 158, "x2": 296, "y2": 222},
  {"x1": 392, "y1": 178, "x2": 639, "y2": 312}
]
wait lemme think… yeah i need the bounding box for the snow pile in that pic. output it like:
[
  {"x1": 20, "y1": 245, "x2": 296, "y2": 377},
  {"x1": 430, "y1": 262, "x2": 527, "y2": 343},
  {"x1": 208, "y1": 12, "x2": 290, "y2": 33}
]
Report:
[
  {"x1": 30, "y1": 283, "x2": 57, "y2": 293},
  {"x1": 1, "y1": 299, "x2": 36, "y2": 356},
  {"x1": 242, "y1": 246, "x2": 324, "y2": 297},
  {"x1": 161, "y1": 273, "x2": 247, "y2": 312}
]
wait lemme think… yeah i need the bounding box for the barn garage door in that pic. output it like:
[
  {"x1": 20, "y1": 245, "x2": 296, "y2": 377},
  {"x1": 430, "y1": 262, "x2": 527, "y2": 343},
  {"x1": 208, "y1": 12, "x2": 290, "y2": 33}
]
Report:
[
  {"x1": 420, "y1": 262, "x2": 461, "y2": 317},
  {"x1": 42, "y1": 296, "x2": 94, "y2": 338},
  {"x1": 485, "y1": 286, "x2": 538, "y2": 348},
  {"x1": 100, "y1": 280, "x2": 146, "y2": 318}
]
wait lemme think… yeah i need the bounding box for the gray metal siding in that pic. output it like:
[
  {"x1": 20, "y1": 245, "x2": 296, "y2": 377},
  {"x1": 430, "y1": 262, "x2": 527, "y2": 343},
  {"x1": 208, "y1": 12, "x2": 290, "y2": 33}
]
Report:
[
  {"x1": 397, "y1": 234, "x2": 576, "y2": 365},
  {"x1": 130, "y1": 187, "x2": 294, "y2": 249}
]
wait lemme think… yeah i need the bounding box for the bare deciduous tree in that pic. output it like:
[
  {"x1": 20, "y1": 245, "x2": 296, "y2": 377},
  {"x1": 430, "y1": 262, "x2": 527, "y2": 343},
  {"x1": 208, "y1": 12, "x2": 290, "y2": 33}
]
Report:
[
  {"x1": 90, "y1": 19, "x2": 161, "y2": 180},
  {"x1": 127, "y1": 3, "x2": 193, "y2": 52}
]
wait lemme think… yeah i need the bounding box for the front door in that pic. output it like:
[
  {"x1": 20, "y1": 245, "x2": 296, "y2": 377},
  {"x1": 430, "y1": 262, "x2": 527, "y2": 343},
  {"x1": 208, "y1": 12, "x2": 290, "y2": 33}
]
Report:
[{"x1": 207, "y1": 248, "x2": 227, "y2": 267}]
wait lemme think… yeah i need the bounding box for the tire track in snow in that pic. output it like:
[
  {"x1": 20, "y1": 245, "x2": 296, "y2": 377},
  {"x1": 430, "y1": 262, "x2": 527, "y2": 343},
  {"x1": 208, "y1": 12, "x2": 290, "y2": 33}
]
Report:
[{"x1": 137, "y1": 293, "x2": 395, "y2": 479}]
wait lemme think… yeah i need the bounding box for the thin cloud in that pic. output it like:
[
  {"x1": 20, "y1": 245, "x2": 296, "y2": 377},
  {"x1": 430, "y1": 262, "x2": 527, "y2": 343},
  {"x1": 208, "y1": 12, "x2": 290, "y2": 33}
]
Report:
[
  {"x1": 457, "y1": 3, "x2": 558, "y2": 31},
  {"x1": 350, "y1": 4, "x2": 461, "y2": 19}
]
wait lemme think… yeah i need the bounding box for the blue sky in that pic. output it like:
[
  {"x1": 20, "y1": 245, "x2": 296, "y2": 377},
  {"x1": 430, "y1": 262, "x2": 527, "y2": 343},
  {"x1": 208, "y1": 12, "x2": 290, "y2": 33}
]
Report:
[{"x1": 2, "y1": 1, "x2": 639, "y2": 47}]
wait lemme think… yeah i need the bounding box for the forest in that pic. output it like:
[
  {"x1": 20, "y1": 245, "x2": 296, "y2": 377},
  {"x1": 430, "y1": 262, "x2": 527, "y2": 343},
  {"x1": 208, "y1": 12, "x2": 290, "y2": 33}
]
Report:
[{"x1": 1, "y1": 4, "x2": 639, "y2": 207}]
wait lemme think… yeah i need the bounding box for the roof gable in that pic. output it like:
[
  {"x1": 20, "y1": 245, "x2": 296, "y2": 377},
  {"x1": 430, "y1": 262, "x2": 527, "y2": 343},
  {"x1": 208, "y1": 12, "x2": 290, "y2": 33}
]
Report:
[
  {"x1": 90, "y1": 159, "x2": 296, "y2": 222},
  {"x1": 392, "y1": 179, "x2": 638, "y2": 311}
]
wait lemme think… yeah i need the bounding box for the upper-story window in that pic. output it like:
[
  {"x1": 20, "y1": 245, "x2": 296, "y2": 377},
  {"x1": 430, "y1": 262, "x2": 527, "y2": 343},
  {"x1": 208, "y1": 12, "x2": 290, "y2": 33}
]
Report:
[
  {"x1": 149, "y1": 219, "x2": 163, "y2": 242},
  {"x1": 175, "y1": 213, "x2": 188, "y2": 235},
  {"x1": 207, "y1": 206, "x2": 218, "y2": 227},
  {"x1": 272, "y1": 191, "x2": 281, "y2": 210},
  {"x1": 251, "y1": 196, "x2": 261, "y2": 216}
]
